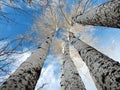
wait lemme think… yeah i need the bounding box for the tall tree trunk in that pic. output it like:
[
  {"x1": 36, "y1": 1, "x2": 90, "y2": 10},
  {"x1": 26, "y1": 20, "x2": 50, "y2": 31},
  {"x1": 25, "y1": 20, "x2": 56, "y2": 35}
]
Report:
[
  {"x1": 69, "y1": 32, "x2": 120, "y2": 90},
  {"x1": 0, "y1": 32, "x2": 55, "y2": 90},
  {"x1": 72, "y1": 0, "x2": 120, "y2": 28},
  {"x1": 60, "y1": 40, "x2": 86, "y2": 90}
]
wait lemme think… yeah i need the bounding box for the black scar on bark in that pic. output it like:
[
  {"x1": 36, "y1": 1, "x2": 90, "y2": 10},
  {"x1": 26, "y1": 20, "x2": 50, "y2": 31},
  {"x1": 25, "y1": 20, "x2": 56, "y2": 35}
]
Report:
[
  {"x1": 46, "y1": 41, "x2": 49, "y2": 44},
  {"x1": 61, "y1": 74, "x2": 64, "y2": 76},
  {"x1": 111, "y1": 69, "x2": 116, "y2": 73},
  {"x1": 19, "y1": 79, "x2": 22, "y2": 83},
  {"x1": 78, "y1": 51, "x2": 81, "y2": 56},
  {"x1": 14, "y1": 85, "x2": 18, "y2": 88},
  {"x1": 112, "y1": 62, "x2": 120, "y2": 66},
  {"x1": 86, "y1": 47, "x2": 94, "y2": 53},
  {"x1": 63, "y1": 61, "x2": 66, "y2": 65},
  {"x1": 3, "y1": 81, "x2": 7, "y2": 85},
  {"x1": 47, "y1": 37, "x2": 50, "y2": 39},
  {"x1": 101, "y1": 74, "x2": 105, "y2": 83},
  {"x1": 74, "y1": 72, "x2": 79, "y2": 76},
  {"x1": 116, "y1": 77, "x2": 120, "y2": 83},
  {"x1": 65, "y1": 53, "x2": 68, "y2": 55},
  {"x1": 27, "y1": 70, "x2": 33, "y2": 75},
  {"x1": 38, "y1": 46, "x2": 41, "y2": 49}
]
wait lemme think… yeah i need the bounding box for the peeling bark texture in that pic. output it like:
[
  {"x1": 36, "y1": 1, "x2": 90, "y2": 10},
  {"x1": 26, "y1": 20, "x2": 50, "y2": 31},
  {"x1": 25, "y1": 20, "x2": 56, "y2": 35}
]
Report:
[
  {"x1": 0, "y1": 32, "x2": 55, "y2": 90},
  {"x1": 72, "y1": 0, "x2": 120, "y2": 28},
  {"x1": 60, "y1": 40, "x2": 86, "y2": 90},
  {"x1": 69, "y1": 32, "x2": 120, "y2": 90}
]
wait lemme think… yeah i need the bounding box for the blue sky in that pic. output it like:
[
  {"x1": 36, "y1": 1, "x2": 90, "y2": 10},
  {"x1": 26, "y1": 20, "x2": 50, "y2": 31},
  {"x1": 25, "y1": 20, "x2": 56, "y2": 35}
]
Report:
[{"x1": 0, "y1": 0, "x2": 120, "y2": 90}]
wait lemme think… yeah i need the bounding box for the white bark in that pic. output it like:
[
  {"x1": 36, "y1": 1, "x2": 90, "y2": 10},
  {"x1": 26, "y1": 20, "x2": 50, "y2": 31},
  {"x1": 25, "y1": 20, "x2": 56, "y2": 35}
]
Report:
[
  {"x1": 60, "y1": 40, "x2": 86, "y2": 90},
  {"x1": 69, "y1": 32, "x2": 120, "y2": 90},
  {"x1": 0, "y1": 32, "x2": 55, "y2": 90},
  {"x1": 72, "y1": 0, "x2": 120, "y2": 28}
]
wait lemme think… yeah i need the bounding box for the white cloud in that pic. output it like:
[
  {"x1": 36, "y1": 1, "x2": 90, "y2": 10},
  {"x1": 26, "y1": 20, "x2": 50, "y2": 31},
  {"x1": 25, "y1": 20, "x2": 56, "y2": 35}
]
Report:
[
  {"x1": 35, "y1": 55, "x2": 61, "y2": 90},
  {"x1": 11, "y1": 50, "x2": 31, "y2": 68},
  {"x1": 95, "y1": 38, "x2": 120, "y2": 62},
  {"x1": 36, "y1": 65, "x2": 60, "y2": 90}
]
